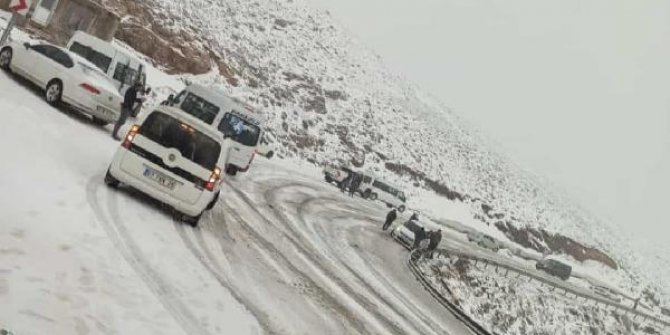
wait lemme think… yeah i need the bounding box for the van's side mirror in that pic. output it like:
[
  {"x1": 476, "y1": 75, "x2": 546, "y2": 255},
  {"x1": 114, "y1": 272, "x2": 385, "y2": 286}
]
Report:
[{"x1": 23, "y1": 42, "x2": 31, "y2": 49}]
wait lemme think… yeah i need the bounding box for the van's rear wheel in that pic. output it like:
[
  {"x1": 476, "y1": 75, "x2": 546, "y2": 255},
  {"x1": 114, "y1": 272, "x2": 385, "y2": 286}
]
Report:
[
  {"x1": 104, "y1": 170, "x2": 119, "y2": 188},
  {"x1": 92, "y1": 117, "x2": 109, "y2": 126},
  {"x1": 398, "y1": 205, "x2": 406, "y2": 212},
  {"x1": 174, "y1": 211, "x2": 201, "y2": 228},
  {"x1": 362, "y1": 189, "x2": 371, "y2": 199},
  {"x1": 206, "y1": 192, "x2": 220, "y2": 210},
  {"x1": 369, "y1": 193, "x2": 378, "y2": 200}
]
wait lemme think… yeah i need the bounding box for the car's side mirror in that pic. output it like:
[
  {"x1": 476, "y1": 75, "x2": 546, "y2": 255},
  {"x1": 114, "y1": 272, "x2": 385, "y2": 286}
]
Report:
[{"x1": 23, "y1": 42, "x2": 31, "y2": 49}]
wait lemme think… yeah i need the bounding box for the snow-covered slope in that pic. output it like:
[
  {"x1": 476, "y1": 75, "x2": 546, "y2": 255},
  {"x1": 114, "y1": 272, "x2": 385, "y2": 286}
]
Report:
[{"x1": 101, "y1": 0, "x2": 667, "y2": 303}]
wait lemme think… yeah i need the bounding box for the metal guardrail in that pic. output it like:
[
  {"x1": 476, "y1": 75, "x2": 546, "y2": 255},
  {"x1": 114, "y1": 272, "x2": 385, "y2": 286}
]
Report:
[
  {"x1": 408, "y1": 248, "x2": 670, "y2": 333},
  {"x1": 407, "y1": 250, "x2": 494, "y2": 335}
]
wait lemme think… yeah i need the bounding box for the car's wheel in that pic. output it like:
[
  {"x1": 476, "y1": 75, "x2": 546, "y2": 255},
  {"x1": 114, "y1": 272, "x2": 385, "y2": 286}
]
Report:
[
  {"x1": 398, "y1": 205, "x2": 406, "y2": 212},
  {"x1": 0, "y1": 47, "x2": 12, "y2": 70},
  {"x1": 45, "y1": 79, "x2": 63, "y2": 106},
  {"x1": 362, "y1": 189, "x2": 371, "y2": 199},
  {"x1": 92, "y1": 117, "x2": 109, "y2": 126},
  {"x1": 369, "y1": 193, "x2": 378, "y2": 200},
  {"x1": 104, "y1": 169, "x2": 119, "y2": 188},
  {"x1": 206, "y1": 192, "x2": 220, "y2": 210},
  {"x1": 325, "y1": 175, "x2": 333, "y2": 183},
  {"x1": 225, "y1": 165, "x2": 238, "y2": 176},
  {"x1": 173, "y1": 211, "x2": 201, "y2": 227}
]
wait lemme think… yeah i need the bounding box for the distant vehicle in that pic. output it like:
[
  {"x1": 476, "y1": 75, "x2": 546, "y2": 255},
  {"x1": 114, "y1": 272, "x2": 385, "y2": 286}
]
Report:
[
  {"x1": 0, "y1": 41, "x2": 123, "y2": 125},
  {"x1": 358, "y1": 174, "x2": 406, "y2": 212},
  {"x1": 66, "y1": 31, "x2": 147, "y2": 95},
  {"x1": 391, "y1": 220, "x2": 425, "y2": 249},
  {"x1": 104, "y1": 106, "x2": 226, "y2": 227},
  {"x1": 591, "y1": 285, "x2": 622, "y2": 303},
  {"x1": 163, "y1": 84, "x2": 265, "y2": 176},
  {"x1": 536, "y1": 258, "x2": 572, "y2": 281},
  {"x1": 323, "y1": 165, "x2": 354, "y2": 187},
  {"x1": 467, "y1": 232, "x2": 501, "y2": 252}
]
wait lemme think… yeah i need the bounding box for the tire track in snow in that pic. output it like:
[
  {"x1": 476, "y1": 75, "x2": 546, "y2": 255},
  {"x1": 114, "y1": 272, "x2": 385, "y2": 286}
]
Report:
[{"x1": 85, "y1": 176, "x2": 208, "y2": 335}]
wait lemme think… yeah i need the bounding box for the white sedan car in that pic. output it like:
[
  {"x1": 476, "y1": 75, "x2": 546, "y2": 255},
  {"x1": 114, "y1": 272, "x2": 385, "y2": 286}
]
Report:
[{"x1": 0, "y1": 40, "x2": 122, "y2": 125}]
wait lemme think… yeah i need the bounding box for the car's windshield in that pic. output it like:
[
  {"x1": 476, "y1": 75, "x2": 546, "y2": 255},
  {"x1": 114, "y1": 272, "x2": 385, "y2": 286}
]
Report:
[
  {"x1": 176, "y1": 92, "x2": 220, "y2": 124},
  {"x1": 218, "y1": 112, "x2": 261, "y2": 146},
  {"x1": 139, "y1": 111, "x2": 221, "y2": 170}
]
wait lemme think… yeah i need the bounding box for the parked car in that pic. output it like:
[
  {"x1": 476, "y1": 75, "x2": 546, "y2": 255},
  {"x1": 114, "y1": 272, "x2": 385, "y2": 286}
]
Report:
[
  {"x1": 0, "y1": 41, "x2": 123, "y2": 125},
  {"x1": 467, "y1": 232, "x2": 501, "y2": 252},
  {"x1": 66, "y1": 31, "x2": 147, "y2": 96},
  {"x1": 323, "y1": 165, "x2": 354, "y2": 186},
  {"x1": 391, "y1": 220, "x2": 425, "y2": 249},
  {"x1": 163, "y1": 84, "x2": 264, "y2": 176},
  {"x1": 535, "y1": 258, "x2": 572, "y2": 280},
  {"x1": 358, "y1": 174, "x2": 406, "y2": 212},
  {"x1": 591, "y1": 285, "x2": 622, "y2": 303},
  {"x1": 104, "y1": 106, "x2": 226, "y2": 227}
]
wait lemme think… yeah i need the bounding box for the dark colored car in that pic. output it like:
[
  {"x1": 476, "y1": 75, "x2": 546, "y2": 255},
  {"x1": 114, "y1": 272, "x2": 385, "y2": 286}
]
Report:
[{"x1": 536, "y1": 259, "x2": 572, "y2": 280}]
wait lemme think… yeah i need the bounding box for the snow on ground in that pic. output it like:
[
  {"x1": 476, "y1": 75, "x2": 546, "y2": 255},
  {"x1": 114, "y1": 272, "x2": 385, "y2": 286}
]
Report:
[
  {"x1": 417, "y1": 255, "x2": 664, "y2": 335},
  {"x1": 0, "y1": 68, "x2": 475, "y2": 334}
]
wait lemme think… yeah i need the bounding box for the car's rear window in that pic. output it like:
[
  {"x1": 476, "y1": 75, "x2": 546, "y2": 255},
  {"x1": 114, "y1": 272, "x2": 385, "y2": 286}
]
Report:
[
  {"x1": 217, "y1": 112, "x2": 261, "y2": 146},
  {"x1": 140, "y1": 112, "x2": 221, "y2": 170}
]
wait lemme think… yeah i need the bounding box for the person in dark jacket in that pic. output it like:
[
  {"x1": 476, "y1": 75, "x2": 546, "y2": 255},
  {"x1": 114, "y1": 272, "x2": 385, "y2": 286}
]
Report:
[
  {"x1": 383, "y1": 208, "x2": 397, "y2": 231},
  {"x1": 409, "y1": 212, "x2": 419, "y2": 222},
  {"x1": 112, "y1": 82, "x2": 145, "y2": 140},
  {"x1": 412, "y1": 227, "x2": 426, "y2": 250},
  {"x1": 427, "y1": 229, "x2": 442, "y2": 252},
  {"x1": 349, "y1": 173, "x2": 362, "y2": 197}
]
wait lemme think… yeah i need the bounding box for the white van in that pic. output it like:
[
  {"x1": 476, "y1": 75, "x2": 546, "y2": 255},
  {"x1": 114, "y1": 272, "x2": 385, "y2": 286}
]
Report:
[
  {"x1": 66, "y1": 31, "x2": 147, "y2": 95},
  {"x1": 163, "y1": 84, "x2": 265, "y2": 176},
  {"x1": 105, "y1": 106, "x2": 226, "y2": 226},
  {"x1": 358, "y1": 174, "x2": 407, "y2": 212}
]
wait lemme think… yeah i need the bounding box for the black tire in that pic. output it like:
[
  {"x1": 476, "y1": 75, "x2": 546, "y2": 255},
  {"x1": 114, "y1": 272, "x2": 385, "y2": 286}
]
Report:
[
  {"x1": 398, "y1": 205, "x2": 406, "y2": 212},
  {"x1": 369, "y1": 193, "x2": 378, "y2": 201},
  {"x1": 0, "y1": 47, "x2": 12, "y2": 70},
  {"x1": 174, "y1": 210, "x2": 201, "y2": 227},
  {"x1": 362, "y1": 189, "x2": 371, "y2": 199},
  {"x1": 92, "y1": 117, "x2": 109, "y2": 126},
  {"x1": 325, "y1": 175, "x2": 333, "y2": 183},
  {"x1": 104, "y1": 169, "x2": 120, "y2": 188},
  {"x1": 206, "y1": 192, "x2": 220, "y2": 210},
  {"x1": 45, "y1": 79, "x2": 63, "y2": 106},
  {"x1": 265, "y1": 151, "x2": 274, "y2": 159},
  {"x1": 225, "y1": 165, "x2": 238, "y2": 176}
]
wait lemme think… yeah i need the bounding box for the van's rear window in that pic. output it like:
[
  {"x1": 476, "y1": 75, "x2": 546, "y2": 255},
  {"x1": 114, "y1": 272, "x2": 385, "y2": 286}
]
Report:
[
  {"x1": 139, "y1": 112, "x2": 221, "y2": 170},
  {"x1": 69, "y1": 42, "x2": 112, "y2": 73}
]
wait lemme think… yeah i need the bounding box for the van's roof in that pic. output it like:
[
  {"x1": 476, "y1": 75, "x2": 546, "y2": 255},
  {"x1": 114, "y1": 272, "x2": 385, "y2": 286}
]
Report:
[
  {"x1": 185, "y1": 83, "x2": 264, "y2": 125},
  {"x1": 146, "y1": 106, "x2": 225, "y2": 142}
]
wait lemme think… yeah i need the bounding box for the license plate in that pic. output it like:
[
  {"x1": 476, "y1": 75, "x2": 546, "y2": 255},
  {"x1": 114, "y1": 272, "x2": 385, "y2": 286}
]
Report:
[
  {"x1": 96, "y1": 106, "x2": 113, "y2": 116},
  {"x1": 143, "y1": 166, "x2": 177, "y2": 190}
]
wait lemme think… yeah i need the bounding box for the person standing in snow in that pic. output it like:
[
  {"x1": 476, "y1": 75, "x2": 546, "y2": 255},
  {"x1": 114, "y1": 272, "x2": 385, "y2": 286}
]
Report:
[
  {"x1": 349, "y1": 173, "x2": 362, "y2": 197},
  {"x1": 383, "y1": 208, "x2": 397, "y2": 231},
  {"x1": 412, "y1": 227, "x2": 426, "y2": 250},
  {"x1": 113, "y1": 82, "x2": 145, "y2": 140},
  {"x1": 426, "y1": 229, "x2": 442, "y2": 253}
]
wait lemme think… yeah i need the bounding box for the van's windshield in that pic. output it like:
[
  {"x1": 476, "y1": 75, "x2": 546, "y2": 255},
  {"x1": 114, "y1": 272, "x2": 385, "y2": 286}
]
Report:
[
  {"x1": 139, "y1": 112, "x2": 221, "y2": 170},
  {"x1": 218, "y1": 112, "x2": 261, "y2": 146},
  {"x1": 176, "y1": 92, "x2": 220, "y2": 124}
]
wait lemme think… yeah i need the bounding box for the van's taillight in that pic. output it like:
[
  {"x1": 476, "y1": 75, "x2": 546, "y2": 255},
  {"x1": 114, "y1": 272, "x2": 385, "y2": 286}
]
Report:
[
  {"x1": 204, "y1": 166, "x2": 222, "y2": 191},
  {"x1": 80, "y1": 83, "x2": 100, "y2": 95},
  {"x1": 122, "y1": 125, "x2": 140, "y2": 148}
]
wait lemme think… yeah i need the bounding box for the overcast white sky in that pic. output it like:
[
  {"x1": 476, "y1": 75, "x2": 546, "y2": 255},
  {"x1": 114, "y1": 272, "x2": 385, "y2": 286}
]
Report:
[{"x1": 305, "y1": 0, "x2": 670, "y2": 246}]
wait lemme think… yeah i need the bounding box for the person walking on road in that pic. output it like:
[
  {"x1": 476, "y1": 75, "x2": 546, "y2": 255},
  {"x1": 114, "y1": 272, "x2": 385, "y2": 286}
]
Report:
[
  {"x1": 113, "y1": 82, "x2": 145, "y2": 140},
  {"x1": 349, "y1": 173, "x2": 361, "y2": 197},
  {"x1": 383, "y1": 208, "x2": 397, "y2": 231}
]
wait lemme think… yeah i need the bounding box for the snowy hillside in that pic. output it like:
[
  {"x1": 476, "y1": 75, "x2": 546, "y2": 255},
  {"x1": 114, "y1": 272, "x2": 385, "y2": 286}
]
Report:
[{"x1": 97, "y1": 0, "x2": 667, "y2": 302}]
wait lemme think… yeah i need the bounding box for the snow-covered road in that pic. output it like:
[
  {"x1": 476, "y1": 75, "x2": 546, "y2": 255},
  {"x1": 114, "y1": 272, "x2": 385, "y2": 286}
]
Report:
[{"x1": 0, "y1": 69, "x2": 473, "y2": 334}]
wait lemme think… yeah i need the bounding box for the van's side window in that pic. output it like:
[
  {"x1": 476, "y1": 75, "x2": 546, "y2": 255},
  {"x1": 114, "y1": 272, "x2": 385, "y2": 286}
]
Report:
[{"x1": 69, "y1": 42, "x2": 112, "y2": 73}]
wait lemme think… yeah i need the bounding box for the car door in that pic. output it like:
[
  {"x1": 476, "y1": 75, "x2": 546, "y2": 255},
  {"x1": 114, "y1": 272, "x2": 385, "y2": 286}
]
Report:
[
  {"x1": 34, "y1": 45, "x2": 67, "y2": 86},
  {"x1": 20, "y1": 44, "x2": 60, "y2": 86}
]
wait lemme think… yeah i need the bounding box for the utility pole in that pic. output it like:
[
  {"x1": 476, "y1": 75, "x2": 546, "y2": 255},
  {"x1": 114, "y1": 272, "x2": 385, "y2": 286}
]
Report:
[{"x1": 1, "y1": 0, "x2": 32, "y2": 45}]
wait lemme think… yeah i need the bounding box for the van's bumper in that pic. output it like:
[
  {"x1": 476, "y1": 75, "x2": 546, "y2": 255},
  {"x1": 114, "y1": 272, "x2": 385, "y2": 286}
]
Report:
[{"x1": 109, "y1": 148, "x2": 213, "y2": 217}]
